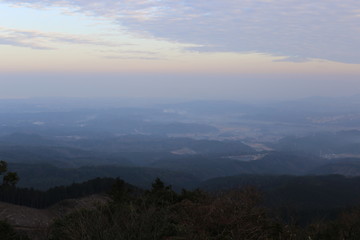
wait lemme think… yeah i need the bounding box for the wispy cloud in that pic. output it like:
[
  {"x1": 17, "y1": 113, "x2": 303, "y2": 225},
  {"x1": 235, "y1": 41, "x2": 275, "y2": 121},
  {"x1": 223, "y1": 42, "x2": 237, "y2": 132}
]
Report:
[
  {"x1": 103, "y1": 56, "x2": 165, "y2": 60},
  {"x1": 0, "y1": 26, "x2": 125, "y2": 49},
  {"x1": 2, "y1": 0, "x2": 360, "y2": 63},
  {"x1": 0, "y1": 27, "x2": 53, "y2": 49}
]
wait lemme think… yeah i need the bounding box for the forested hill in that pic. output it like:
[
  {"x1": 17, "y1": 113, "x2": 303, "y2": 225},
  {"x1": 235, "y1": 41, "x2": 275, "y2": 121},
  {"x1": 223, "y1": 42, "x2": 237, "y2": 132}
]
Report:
[
  {"x1": 9, "y1": 163, "x2": 200, "y2": 190},
  {"x1": 200, "y1": 174, "x2": 360, "y2": 210},
  {"x1": 0, "y1": 178, "x2": 136, "y2": 209},
  {"x1": 4, "y1": 174, "x2": 360, "y2": 213},
  {"x1": 3, "y1": 176, "x2": 360, "y2": 240}
]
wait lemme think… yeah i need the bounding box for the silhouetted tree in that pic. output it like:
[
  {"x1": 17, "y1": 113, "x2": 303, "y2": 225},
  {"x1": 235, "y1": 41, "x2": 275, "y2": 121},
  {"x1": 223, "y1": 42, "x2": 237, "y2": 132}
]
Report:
[
  {"x1": 0, "y1": 221, "x2": 29, "y2": 240},
  {"x1": 0, "y1": 160, "x2": 7, "y2": 175},
  {"x1": 3, "y1": 172, "x2": 19, "y2": 187},
  {"x1": 0, "y1": 161, "x2": 19, "y2": 187}
]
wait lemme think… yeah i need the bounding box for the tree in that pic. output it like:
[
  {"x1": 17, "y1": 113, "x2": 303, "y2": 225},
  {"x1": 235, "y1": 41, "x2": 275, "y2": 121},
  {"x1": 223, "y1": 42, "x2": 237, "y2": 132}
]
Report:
[
  {"x1": 0, "y1": 160, "x2": 7, "y2": 175},
  {"x1": 145, "y1": 178, "x2": 178, "y2": 206},
  {"x1": 3, "y1": 172, "x2": 19, "y2": 187},
  {"x1": 0, "y1": 221, "x2": 29, "y2": 240},
  {"x1": 0, "y1": 160, "x2": 19, "y2": 187}
]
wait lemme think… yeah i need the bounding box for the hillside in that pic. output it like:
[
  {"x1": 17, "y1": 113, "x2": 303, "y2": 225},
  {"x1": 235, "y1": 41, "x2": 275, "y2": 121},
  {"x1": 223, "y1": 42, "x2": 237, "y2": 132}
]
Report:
[
  {"x1": 150, "y1": 152, "x2": 325, "y2": 180},
  {"x1": 311, "y1": 158, "x2": 360, "y2": 176},
  {"x1": 0, "y1": 194, "x2": 109, "y2": 239},
  {"x1": 200, "y1": 174, "x2": 360, "y2": 210},
  {"x1": 8, "y1": 163, "x2": 200, "y2": 191}
]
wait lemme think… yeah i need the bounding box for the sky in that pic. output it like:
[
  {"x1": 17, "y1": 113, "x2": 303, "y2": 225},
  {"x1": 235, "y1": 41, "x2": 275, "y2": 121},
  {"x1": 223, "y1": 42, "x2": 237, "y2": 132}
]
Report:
[{"x1": 0, "y1": 0, "x2": 360, "y2": 100}]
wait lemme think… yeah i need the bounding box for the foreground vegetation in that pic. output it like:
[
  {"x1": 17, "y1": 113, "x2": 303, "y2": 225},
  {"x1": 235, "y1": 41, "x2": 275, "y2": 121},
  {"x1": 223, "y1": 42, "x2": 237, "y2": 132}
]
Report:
[{"x1": 2, "y1": 178, "x2": 360, "y2": 240}]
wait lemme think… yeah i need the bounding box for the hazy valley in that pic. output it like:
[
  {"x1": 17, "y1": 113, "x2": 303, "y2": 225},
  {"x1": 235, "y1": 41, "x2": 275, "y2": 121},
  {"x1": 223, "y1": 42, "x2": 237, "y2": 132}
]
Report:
[{"x1": 2, "y1": 97, "x2": 360, "y2": 239}]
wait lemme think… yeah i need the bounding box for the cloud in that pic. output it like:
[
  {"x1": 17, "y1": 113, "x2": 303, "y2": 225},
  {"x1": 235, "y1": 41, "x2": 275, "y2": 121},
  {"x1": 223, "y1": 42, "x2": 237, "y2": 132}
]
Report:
[
  {"x1": 0, "y1": 27, "x2": 124, "y2": 49},
  {"x1": 103, "y1": 56, "x2": 165, "y2": 60},
  {"x1": 2, "y1": 0, "x2": 360, "y2": 63},
  {"x1": 0, "y1": 27, "x2": 53, "y2": 49},
  {"x1": 0, "y1": 36, "x2": 53, "y2": 50},
  {"x1": 101, "y1": 49, "x2": 165, "y2": 60}
]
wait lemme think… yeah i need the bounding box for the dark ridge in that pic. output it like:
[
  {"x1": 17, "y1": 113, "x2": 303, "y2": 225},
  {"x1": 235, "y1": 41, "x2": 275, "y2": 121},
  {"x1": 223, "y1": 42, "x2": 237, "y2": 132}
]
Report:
[{"x1": 0, "y1": 177, "x2": 137, "y2": 209}]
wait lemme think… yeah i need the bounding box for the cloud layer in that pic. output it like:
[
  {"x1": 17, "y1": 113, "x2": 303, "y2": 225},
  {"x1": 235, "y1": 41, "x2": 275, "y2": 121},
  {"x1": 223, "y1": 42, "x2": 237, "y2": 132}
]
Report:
[
  {"x1": 0, "y1": 27, "x2": 123, "y2": 49},
  {"x1": 2, "y1": 0, "x2": 360, "y2": 63}
]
